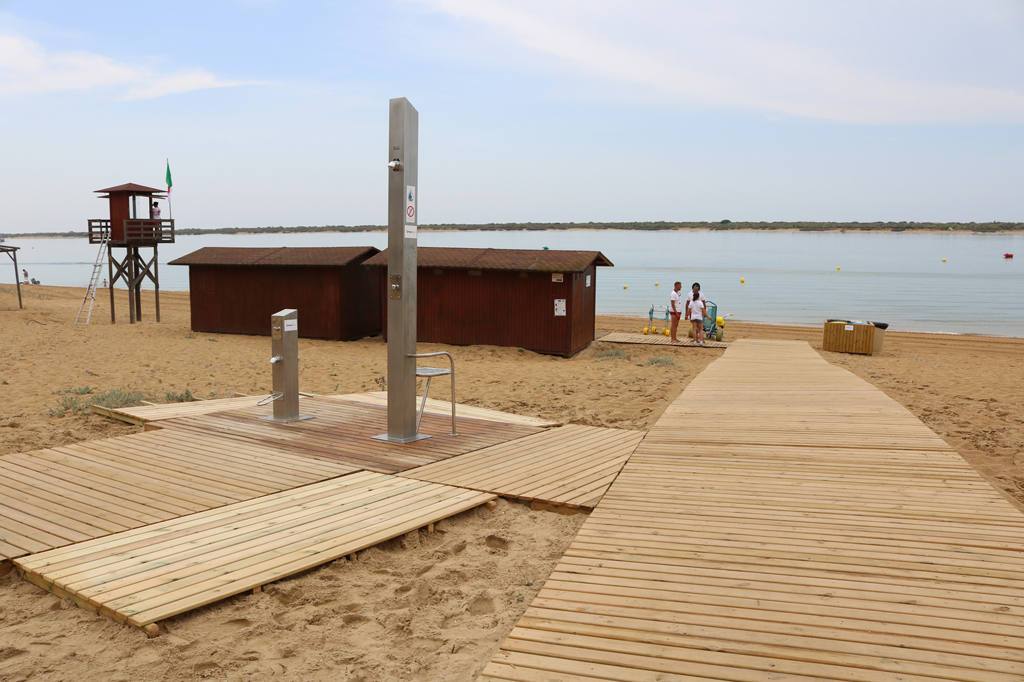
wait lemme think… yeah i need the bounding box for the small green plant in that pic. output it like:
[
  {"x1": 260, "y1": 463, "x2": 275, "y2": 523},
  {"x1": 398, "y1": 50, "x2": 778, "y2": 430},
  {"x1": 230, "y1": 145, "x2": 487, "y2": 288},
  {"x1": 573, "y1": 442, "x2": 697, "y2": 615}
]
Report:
[
  {"x1": 49, "y1": 388, "x2": 146, "y2": 417},
  {"x1": 164, "y1": 388, "x2": 196, "y2": 403},
  {"x1": 596, "y1": 349, "x2": 627, "y2": 360},
  {"x1": 645, "y1": 355, "x2": 674, "y2": 366}
]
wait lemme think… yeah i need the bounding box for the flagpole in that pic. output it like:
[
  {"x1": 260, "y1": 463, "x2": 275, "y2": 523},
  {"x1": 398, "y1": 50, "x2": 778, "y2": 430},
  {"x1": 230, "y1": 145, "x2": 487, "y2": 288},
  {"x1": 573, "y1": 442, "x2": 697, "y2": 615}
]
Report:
[{"x1": 165, "y1": 158, "x2": 173, "y2": 219}]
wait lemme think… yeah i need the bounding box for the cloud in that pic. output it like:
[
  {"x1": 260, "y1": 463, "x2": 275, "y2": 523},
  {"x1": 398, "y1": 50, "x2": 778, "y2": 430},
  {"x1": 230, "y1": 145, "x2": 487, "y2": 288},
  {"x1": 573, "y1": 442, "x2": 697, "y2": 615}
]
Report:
[
  {"x1": 423, "y1": 0, "x2": 1024, "y2": 124},
  {"x1": 0, "y1": 32, "x2": 249, "y2": 99}
]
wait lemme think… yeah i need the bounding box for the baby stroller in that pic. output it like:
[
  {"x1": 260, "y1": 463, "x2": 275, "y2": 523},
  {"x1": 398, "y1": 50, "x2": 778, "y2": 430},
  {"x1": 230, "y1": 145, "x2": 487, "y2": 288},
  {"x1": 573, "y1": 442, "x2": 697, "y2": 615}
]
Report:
[{"x1": 687, "y1": 300, "x2": 724, "y2": 342}]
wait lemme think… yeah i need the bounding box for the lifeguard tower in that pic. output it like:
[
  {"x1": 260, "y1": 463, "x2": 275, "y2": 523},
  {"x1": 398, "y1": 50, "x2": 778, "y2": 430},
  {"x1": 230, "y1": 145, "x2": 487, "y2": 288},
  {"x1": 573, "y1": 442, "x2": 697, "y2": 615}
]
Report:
[{"x1": 82, "y1": 183, "x2": 174, "y2": 324}]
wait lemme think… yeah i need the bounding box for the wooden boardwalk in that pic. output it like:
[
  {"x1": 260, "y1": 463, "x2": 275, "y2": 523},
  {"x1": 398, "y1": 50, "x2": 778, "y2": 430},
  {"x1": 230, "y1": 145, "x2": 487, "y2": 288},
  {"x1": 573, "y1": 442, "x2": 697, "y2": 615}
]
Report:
[
  {"x1": 482, "y1": 339, "x2": 1024, "y2": 681},
  {"x1": 0, "y1": 429, "x2": 356, "y2": 561},
  {"x1": 599, "y1": 332, "x2": 727, "y2": 349},
  {"x1": 402, "y1": 425, "x2": 645, "y2": 509},
  {"x1": 16, "y1": 472, "x2": 494, "y2": 632},
  {"x1": 153, "y1": 396, "x2": 541, "y2": 474}
]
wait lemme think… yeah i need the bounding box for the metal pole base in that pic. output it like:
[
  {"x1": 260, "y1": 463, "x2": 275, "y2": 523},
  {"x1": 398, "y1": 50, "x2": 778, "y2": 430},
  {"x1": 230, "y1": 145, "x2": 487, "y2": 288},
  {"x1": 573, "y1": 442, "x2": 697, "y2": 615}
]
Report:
[
  {"x1": 371, "y1": 432, "x2": 431, "y2": 444},
  {"x1": 261, "y1": 414, "x2": 315, "y2": 423}
]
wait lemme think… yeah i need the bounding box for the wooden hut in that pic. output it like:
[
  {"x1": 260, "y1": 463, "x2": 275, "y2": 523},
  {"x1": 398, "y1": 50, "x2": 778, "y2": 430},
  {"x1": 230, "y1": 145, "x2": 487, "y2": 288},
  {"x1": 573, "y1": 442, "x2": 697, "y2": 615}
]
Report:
[
  {"x1": 365, "y1": 247, "x2": 613, "y2": 357},
  {"x1": 170, "y1": 246, "x2": 381, "y2": 340}
]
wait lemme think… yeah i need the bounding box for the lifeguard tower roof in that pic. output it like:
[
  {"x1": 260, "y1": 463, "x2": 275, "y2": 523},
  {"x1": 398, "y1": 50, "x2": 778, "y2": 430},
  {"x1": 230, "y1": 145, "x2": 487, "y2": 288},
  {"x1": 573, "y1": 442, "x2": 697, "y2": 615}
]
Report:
[{"x1": 95, "y1": 183, "x2": 166, "y2": 197}]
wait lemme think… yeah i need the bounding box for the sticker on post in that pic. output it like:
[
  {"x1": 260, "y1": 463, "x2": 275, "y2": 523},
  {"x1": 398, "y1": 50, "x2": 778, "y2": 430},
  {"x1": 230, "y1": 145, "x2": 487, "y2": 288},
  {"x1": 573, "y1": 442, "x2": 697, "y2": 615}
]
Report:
[
  {"x1": 844, "y1": 324, "x2": 854, "y2": 331},
  {"x1": 554, "y1": 298, "x2": 566, "y2": 317},
  {"x1": 284, "y1": 319, "x2": 298, "y2": 333},
  {"x1": 585, "y1": 274, "x2": 591, "y2": 287},
  {"x1": 404, "y1": 185, "x2": 417, "y2": 238},
  {"x1": 551, "y1": 273, "x2": 563, "y2": 283}
]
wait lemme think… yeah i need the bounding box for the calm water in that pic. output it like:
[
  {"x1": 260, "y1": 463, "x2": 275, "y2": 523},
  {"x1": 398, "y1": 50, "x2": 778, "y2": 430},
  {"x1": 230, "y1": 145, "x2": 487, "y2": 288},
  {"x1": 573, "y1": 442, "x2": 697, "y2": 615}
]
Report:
[{"x1": 3, "y1": 230, "x2": 1022, "y2": 336}]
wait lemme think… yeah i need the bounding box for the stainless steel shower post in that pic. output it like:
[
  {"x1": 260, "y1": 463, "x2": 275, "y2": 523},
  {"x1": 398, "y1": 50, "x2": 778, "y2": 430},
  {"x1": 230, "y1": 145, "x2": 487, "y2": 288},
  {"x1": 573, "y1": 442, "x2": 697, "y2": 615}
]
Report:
[{"x1": 374, "y1": 97, "x2": 427, "y2": 443}]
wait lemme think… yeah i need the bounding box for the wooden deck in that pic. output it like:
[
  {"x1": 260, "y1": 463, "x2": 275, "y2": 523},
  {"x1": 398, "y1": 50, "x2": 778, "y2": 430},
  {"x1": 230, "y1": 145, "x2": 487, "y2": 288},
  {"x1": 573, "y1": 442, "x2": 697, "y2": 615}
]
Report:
[
  {"x1": 599, "y1": 332, "x2": 727, "y2": 349},
  {"x1": 96, "y1": 392, "x2": 560, "y2": 428},
  {"x1": 15, "y1": 472, "x2": 494, "y2": 631},
  {"x1": 402, "y1": 425, "x2": 646, "y2": 509},
  {"x1": 153, "y1": 396, "x2": 542, "y2": 474},
  {"x1": 0, "y1": 429, "x2": 356, "y2": 561},
  {"x1": 482, "y1": 339, "x2": 1024, "y2": 681}
]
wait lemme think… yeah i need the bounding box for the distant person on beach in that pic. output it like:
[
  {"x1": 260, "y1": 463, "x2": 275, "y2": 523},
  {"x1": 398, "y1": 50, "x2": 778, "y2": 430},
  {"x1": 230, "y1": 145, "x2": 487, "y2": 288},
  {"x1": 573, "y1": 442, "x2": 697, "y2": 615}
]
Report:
[
  {"x1": 151, "y1": 201, "x2": 161, "y2": 219},
  {"x1": 686, "y1": 289, "x2": 707, "y2": 345},
  {"x1": 669, "y1": 281, "x2": 683, "y2": 342},
  {"x1": 22, "y1": 268, "x2": 28, "y2": 283}
]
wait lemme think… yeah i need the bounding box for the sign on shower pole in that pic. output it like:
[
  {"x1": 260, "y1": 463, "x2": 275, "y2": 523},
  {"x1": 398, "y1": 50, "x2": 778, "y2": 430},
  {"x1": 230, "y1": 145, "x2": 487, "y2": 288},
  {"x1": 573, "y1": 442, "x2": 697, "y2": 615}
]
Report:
[{"x1": 375, "y1": 97, "x2": 423, "y2": 443}]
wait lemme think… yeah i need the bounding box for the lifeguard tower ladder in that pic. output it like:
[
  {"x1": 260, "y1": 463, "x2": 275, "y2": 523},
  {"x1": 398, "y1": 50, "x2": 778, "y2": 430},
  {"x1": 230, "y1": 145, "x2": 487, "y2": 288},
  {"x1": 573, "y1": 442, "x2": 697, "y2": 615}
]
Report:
[{"x1": 85, "y1": 183, "x2": 174, "y2": 324}]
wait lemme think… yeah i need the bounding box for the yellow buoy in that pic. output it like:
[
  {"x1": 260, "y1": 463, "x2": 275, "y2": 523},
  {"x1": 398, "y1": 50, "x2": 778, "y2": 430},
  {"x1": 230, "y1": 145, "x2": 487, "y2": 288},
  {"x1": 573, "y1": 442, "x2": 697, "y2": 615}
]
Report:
[
  {"x1": 835, "y1": 266, "x2": 841, "y2": 272},
  {"x1": 654, "y1": 282, "x2": 660, "y2": 287},
  {"x1": 942, "y1": 257, "x2": 948, "y2": 263},
  {"x1": 623, "y1": 284, "x2": 629, "y2": 290},
  {"x1": 739, "y1": 277, "x2": 746, "y2": 285}
]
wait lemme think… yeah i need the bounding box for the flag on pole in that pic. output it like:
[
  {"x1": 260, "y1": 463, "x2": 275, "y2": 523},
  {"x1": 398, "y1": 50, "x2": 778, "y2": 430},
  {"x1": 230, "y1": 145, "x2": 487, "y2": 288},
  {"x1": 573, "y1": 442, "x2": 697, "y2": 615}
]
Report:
[{"x1": 165, "y1": 159, "x2": 173, "y2": 193}]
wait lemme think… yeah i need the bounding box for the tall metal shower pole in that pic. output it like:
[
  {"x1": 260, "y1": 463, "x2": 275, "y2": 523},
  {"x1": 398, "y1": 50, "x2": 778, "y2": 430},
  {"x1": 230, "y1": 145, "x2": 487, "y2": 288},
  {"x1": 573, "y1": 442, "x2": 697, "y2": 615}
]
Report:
[{"x1": 375, "y1": 97, "x2": 423, "y2": 443}]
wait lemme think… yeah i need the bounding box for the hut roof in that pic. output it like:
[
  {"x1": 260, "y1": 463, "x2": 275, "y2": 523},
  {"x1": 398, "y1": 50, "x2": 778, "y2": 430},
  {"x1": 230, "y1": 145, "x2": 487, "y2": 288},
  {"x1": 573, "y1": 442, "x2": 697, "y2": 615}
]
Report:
[
  {"x1": 169, "y1": 246, "x2": 379, "y2": 268},
  {"x1": 364, "y1": 247, "x2": 613, "y2": 272},
  {"x1": 95, "y1": 183, "x2": 166, "y2": 195}
]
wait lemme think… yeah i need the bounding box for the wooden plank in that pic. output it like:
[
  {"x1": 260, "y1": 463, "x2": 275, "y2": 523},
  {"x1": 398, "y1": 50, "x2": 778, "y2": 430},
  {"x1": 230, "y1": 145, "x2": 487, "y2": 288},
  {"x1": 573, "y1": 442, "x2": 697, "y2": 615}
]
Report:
[
  {"x1": 401, "y1": 425, "x2": 645, "y2": 508},
  {"x1": 483, "y1": 339, "x2": 1024, "y2": 681},
  {"x1": 15, "y1": 474, "x2": 494, "y2": 630},
  {"x1": 325, "y1": 392, "x2": 561, "y2": 428}
]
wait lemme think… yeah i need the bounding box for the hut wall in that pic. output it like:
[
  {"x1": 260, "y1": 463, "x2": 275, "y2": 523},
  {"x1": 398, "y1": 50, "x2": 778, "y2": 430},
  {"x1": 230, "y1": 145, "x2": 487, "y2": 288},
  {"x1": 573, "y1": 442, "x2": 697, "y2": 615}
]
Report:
[
  {"x1": 382, "y1": 267, "x2": 595, "y2": 356},
  {"x1": 188, "y1": 266, "x2": 379, "y2": 340}
]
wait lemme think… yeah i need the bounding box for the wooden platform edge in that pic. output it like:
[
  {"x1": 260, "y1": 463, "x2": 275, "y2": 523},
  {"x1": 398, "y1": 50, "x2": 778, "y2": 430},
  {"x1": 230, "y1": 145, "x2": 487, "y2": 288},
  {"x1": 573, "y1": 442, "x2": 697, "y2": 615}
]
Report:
[
  {"x1": 89, "y1": 404, "x2": 144, "y2": 426},
  {"x1": 12, "y1": 491, "x2": 497, "y2": 636}
]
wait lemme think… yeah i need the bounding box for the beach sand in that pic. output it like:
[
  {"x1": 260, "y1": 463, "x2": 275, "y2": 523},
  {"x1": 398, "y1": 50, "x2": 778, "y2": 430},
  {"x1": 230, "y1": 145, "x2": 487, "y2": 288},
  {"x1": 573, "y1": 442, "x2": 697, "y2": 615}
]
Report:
[{"x1": 1, "y1": 284, "x2": 1022, "y2": 681}]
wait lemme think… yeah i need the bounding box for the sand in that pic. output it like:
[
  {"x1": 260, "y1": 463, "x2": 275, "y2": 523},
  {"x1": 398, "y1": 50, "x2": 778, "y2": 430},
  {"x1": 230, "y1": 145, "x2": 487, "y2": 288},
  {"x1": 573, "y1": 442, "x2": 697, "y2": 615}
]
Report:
[{"x1": 1, "y1": 283, "x2": 1022, "y2": 681}]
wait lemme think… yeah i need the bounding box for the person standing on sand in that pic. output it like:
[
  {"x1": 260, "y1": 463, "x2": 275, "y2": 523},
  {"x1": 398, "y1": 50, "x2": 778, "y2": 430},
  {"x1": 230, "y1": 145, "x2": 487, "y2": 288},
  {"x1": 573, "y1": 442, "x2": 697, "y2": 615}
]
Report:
[
  {"x1": 686, "y1": 289, "x2": 708, "y2": 345},
  {"x1": 669, "y1": 281, "x2": 683, "y2": 342}
]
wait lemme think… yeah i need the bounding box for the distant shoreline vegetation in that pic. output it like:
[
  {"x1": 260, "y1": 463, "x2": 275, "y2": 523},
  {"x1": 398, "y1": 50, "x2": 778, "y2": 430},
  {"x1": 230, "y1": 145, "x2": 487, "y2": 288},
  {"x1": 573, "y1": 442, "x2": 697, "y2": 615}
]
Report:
[{"x1": 4, "y1": 220, "x2": 1022, "y2": 238}]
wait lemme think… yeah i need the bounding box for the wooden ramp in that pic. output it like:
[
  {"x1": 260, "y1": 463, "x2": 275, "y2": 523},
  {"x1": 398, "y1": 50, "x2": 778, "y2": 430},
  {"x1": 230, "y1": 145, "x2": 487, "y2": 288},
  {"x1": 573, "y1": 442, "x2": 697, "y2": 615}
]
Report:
[
  {"x1": 482, "y1": 339, "x2": 1024, "y2": 681},
  {"x1": 599, "y1": 332, "x2": 727, "y2": 349},
  {"x1": 153, "y1": 396, "x2": 542, "y2": 474},
  {"x1": 16, "y1": 472, "x2": 493, "y2": 632},
  {"x1": 402, "y1": 425, "x2": 645, "y2": 509},
  {"x1": 0, "y1": 429, "x2": 357, "y2": 561},
  {"x1": 92, "y1": 395, "x2": 269, "y2": 426}
]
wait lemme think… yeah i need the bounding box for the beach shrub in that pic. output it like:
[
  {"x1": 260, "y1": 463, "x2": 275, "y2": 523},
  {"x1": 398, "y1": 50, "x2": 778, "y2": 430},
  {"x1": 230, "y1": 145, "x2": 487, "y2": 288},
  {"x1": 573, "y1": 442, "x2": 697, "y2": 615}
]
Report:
[
  {"x1": 50, "y1": 388, "x2": 146, "y2": 417},
  {"x1": 645, "y1": 355, "x2": 674, "y2": 366},
  {"x1": 596, "y1": 348, "x2": 627, "y2": 360},
  {"x1": 164, "y1": 388, "x2": 196, "y2": 403}
]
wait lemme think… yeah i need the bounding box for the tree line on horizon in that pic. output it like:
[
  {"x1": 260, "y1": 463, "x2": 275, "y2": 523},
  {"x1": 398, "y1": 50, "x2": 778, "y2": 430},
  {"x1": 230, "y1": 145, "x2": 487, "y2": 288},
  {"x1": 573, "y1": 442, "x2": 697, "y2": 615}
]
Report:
[{"x1": 4, "y1": 220, "x2": 1021, "y2": 239}]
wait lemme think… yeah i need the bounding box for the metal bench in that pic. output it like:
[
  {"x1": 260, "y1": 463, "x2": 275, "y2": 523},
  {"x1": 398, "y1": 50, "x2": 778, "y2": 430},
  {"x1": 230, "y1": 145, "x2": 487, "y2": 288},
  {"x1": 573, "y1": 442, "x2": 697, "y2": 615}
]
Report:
[{"x1": 410, "y1": 351, "x2": 456, "y2": 435}]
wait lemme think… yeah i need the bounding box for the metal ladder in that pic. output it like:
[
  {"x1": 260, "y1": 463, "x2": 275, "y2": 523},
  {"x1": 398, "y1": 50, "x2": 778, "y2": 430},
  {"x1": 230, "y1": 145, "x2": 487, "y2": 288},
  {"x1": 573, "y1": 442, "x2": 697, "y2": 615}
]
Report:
[{"x1": 74, "y1": 235, "x2": 108, "y2": 326}]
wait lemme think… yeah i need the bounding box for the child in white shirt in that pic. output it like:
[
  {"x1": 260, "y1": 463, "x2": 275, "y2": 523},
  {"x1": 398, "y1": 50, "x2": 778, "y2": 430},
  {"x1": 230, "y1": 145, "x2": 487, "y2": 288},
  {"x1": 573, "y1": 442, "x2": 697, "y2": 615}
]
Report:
[{"x1": 686, "y1": 292, "x2": 707, "y2": 345}]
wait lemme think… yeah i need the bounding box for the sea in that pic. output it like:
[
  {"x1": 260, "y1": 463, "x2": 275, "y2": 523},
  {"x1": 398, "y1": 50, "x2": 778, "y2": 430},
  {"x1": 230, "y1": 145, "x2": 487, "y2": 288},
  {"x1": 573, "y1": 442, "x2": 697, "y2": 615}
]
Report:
[{"x1": 3, "y1": 230, "x2": 1022, "y2": 337}]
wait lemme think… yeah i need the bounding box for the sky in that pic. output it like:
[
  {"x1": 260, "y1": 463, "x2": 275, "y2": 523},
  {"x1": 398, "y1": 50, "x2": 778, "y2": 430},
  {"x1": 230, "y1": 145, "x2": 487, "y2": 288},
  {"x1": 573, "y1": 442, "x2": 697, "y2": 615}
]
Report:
[{"x1": 1, "y1": 0, "x2": 1022, "y2": 233}]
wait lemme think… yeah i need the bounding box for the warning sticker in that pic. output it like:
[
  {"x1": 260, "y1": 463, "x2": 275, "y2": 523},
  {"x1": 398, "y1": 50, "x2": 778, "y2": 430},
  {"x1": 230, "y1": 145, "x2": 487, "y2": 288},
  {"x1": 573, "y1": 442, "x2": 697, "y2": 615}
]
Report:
[
  {"x1": 284, "y1": 319, "x2": 298, "y2": 333},
  {"x1": 404, "y1": 185, "x2": 417, "y2": 239},
  {"x1": 554, "y1": 298, "x2": 566, "y2": 317}
]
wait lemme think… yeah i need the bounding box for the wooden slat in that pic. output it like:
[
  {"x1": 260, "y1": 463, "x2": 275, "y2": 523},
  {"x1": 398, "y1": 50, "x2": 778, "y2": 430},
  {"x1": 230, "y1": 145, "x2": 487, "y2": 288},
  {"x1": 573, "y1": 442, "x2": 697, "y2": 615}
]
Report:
[
  {"x1": 484, "y1": 339, "x2": 1024, "y2": 681},
  {"x1": 0, "y1": 430, "x2": 357, "y2": 561},
  {"x1": 15, "y1": 473, "x2": 494, "y2": 629},
  {"x1": 326, "y1": 392, "x2": 561, "y2": 428},
  {"x1": 401, "y1": 425, "x2": 645, "y2": 508}
]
